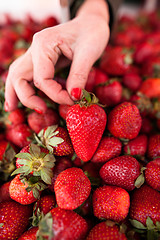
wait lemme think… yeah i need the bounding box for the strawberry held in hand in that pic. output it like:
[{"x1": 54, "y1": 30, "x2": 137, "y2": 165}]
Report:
[{"x1": 66, "y1": 90, "x2": 107, "y2": 162}]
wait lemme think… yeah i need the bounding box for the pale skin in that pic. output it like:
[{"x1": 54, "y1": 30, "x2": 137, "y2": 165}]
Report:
[{"x1": 4, "y1": 0, "x2": 110, "y2": 113}]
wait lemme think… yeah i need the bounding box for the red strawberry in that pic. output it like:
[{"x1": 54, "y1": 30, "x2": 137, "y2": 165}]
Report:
[
  {"x1": 99, "y1": 155, "x2": 142, "y2": 191},
  {"x1": 95, "y1": 78, "x2": 122, "y2": 107},
  {"x1": 49, "y1": 156, "x2": 73, "y2": 191},
  {"x1": 140, "y1": 117, "x2": 153, "y2": 134},
  {"x1": 9, "y1": 174, "x2": 45, "y2": 205},
  {"x1": 36, "y1": 207, "x2": 88, "y2": 240},
  {"x1": 147, "y1": 134, "x2": 160, "y2": 160},
  {"x1": 122, "y1": 72, "x2": 142, "y2": 92},
  {"x1": 91, "y1": 136, "x2": 122, "y2": 164},
  {"x1": 123, "y1": 134, "x2": 148, "y2": 158},
  {"x1": 34, "y1": 194, "x2": 56, "y2": 216},
  {"x1": 133, "y1": 41, "x2": 154, "y2": 64},
  {"x1": 86, "y1": 221, "x2": 127, "y2": 240},
  {"x1": 66, "y1": 90, "x2": 107, "y2": 162},
  {"x1": 5, "y1": 123, "x2": 33, "y2": 148},
  {"x1": 54, "y1": 167, "x2": 91, "y2": 210},
  {"x1": 92, "y1": 185, "x2": 130, "y2": 222},
  {"x1": 100, "y1": 46, "x2": 133, "y2": 76},
  {"x1": 140, "y1": 56, "x2": 160, "y2": 78},
  {"x1": 145, "y1": 158, "x2": 160, "y2": 191},
  {"x1": 139, "y1": 78, "x2": 160, "y2": 98},
  {"x1": 0, "y1": 200, "x2": 32, "y2": 240},
  {"x1": 37, "y1": 125, "x2": 74, "y2": 156},
  {"x1": 107, "y1": 102, "x2": 142, "y2": 140},
  {"x1": 130, "y1": 184, "x2": 160, "y2": 226},
  {"x1": 13, "y1": 143, "x2": 56, "y2": 185},
  {"x1": 27, "y1": 108, "x2": 59, "y2": 134},
  {"x1": 1, "y1": 108, "x2": 25, "y2": 129},
  {"x1": 0, "y1": 181, "x2": 11, "y2": 202},
  {"x1": 18, "y1": 227, "x2": 38, "y2": 240}
]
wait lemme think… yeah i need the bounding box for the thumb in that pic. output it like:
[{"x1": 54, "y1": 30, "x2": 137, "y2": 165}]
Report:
[{"x1": 66, "y1": 47, "x2": 96, "y2": 101}]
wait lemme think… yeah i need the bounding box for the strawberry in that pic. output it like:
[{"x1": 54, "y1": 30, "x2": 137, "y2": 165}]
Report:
[
  {"x1": 95, "y1": 78, "x2": 122, "y2": 107},
  {"x1": 139, "y1": 78, "x2": 160, "y2": 98},
  {"x1": 18, "y1": 227, "x2": 38, "y2": 240},
  {"x1": 140, "y1": 117, "x2": 153, "y2": 134},
  {"x1": 37, "y1": 125, "x2": 74, "y2": 156},
  {"x1": 147, "y1": 134, "x2": 160, "y2": 160},
  {"x1": 1, "y1": 108, "x2": 26, "y2": 129},
  {"x1": 5, "y1": 123, "x2": 33, "y2": 148},
  {"x1": 0, "y1": 200, "x2": 32, "y2": 240},
  {"x1": 92, "y1": 185, "x2": 130, "y2": 222},
  {"x1": 86, "y1": 220, "x2": 127, "y2": 240},
  {"x1": 49, "y1": 156, "x2": 73, "y2": 191},
  {"x1": 0, "y1": 180, "x2": 11, "y2": 202},
  {"x1": 145, "y1": 158, "x2": 160, "y2": 191},
  {"x1": 133, "y1": 41, "x2": 154, "y2": 64},
  {"x1": 123, "y1": 134, "x2": 148, "y2": 158},
  {"x1": 36, "y1": 207, "x2": 89, "y2": 240},
  {"x1": 9, "y1": 174, "x2": 46, "y2": 205},
  {"x1": 91, "y1": 136, "x2": 122, "y2": 164},
  {"x1": 13, "y1": 143, "x2": 56, "y2": 185},
  {"x1": 100, "y1": 46, "x2": 133, "y2": 76},
  {"x1": 27, "y1": 107, "x2": 60, "y2": 134},
  {"x1": 122, "y1": 72, "x2": 142, "y2": 92},
  {"x1": 99, "y1": 155, "x2": 142, "y2": 191},
  {"x1": 66, "y1": 90, "x2": 107, "y2": 162},
  {"x1": 107, "y1": 102, "x2": 142, "y2": 140},
  {"x1": 130, "y1": 184, "x2": 160, "y2": 226},
  {"x1": 140, "y1": 56, "x2": 160, "y2": 78},
  {"x1": 54, "y1": 167, "x2": 91, "y2": 210}
]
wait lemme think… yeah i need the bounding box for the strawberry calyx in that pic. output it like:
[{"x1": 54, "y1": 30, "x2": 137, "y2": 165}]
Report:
[
  {"x1": 36, "y1": 211, "x2": 54, "y2": 240},
  {"x1": 76, "y1": 89, "x2": 100, "y2": 107},
  {"x1": 130, "y1": 217, "x2": 160, "y2": 240},
  {"x1": 134, "y1": 166, "x2": 146, "y2": 188},
  {"x1": 11, "y1": 143, "x2": 56, "y2": 185},
  {"x1": 20, "y1": 174, "x2": 47, "y2": 199},
  {"x1": 35, "y1": 125, "x2": 64, "y2": 153},
  {"x1": 135, "y1": 92, "x2": 153, "y2": 113}
]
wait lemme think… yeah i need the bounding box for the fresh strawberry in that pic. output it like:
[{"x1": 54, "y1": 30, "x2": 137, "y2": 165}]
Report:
[
  {"x1": 27, "y1": 107, "x2": 60, "y2": 134},
  {"x1": 1, "y1": 108, "x2": 26, "y2": 129},
  {"x1": 36, "y1": 207, "x2": 89, "y2": 240},
  {"x1": 99, "y1": 155, "x2": 142, "y2": 191},
  {"x1": 9, "y1": 174, "x2": 46, "y2": 205},
  {"x1": 34, "y1": 194, "x2": 56, "y2": 216},
  {"x1": 0, "y1": 180, "x2": 11, "y2": 202},
  {"x1": 54, "y1": 167, "x2": 91, "y2": 210},
  {"x1": 100, "y1": 46, "x2": 133, "y2": 76},
  {"x1": 0, "y1": 200, "x2": 32, "y2": 240},
  {"x1": 13, "y1": 143, "x2": 56, "y2": 185},
  {"x1": 145, "y1": 158, "x2": 160, "y2": 191},
  {"x1": 37, "y1": 125, "x2": 74, "y2": 156},
  {"x1": 147, "y1": 134, "x2": 160, "y2": 160},
  {"x1": 86, "y1": 220, "x2": 127, "y2": 240},
  {"x1": 58, "y1": 104, "x2": 70, "y2": 120},
  {"x1": 95, "y1": 78, "x2": 122, "y2": 107},
  {"x1": 66, "y1": 90, "x2": 107, "y2": 162},
  {"x1": 92, "y1": 185, "x2": 130, "y2": 222},
  {"x1": 107, "y1": 102, "x2": 142, "y2": 140},
  {"x1": 5, "y1": 123, "x2": 33, "y2": 148},
  {"x1": 141, "y1": 56, "x2": 160, "y2": 78},
  {"x1": 18, "y1": 227, "x2": 38, "y2": 240},
  {"x1": 49, "y1": 156, "x2": 73, "y2": 191},
  {"x1": 133, "y1": 41, "x2": 154, "y2": 64},
  {"x1": 85, "y1": 67, "x2": 109, "y2": 92},
  {"x1": 123, "y1": 134, "x2": 148, "y2": 158},
  {"x1": 130, "y1": 184, "x2": 160, "y2": 226},
  {"x1": 139, "y1": 78, "x2": 160, "y2": 98},
  {"x1": 122, "y1": 72, "x2": 142, "y2": 92},
  {"x1": 91, "y1": 136, "x2": 122, "y2": 164}
]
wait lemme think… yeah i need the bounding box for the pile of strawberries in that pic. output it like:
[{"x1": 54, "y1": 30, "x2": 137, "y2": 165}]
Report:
[{"x1": 0, "y1": 8, "x2": 160, "y2": 240}]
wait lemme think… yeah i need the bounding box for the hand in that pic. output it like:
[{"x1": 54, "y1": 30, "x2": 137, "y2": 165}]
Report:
[{"x1": 5, "y1": 7, "x2": 110, "y2": 113}]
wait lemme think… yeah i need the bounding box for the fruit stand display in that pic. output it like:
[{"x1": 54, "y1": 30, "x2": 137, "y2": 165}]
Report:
[{"x1": 0, "y1": 7, "x2": 160, "y2": 240}]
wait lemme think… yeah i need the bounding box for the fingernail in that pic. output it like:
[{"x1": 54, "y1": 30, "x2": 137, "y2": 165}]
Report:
[
  {"x1": 34, "y1": 108, "x2": 44, "y2": 114},
  {"x1": 71, "y1": 88, "x2": 82, "y2": 101},
  {"x1": 4, "y1": 102, "x2": 9, "y2": 112}
]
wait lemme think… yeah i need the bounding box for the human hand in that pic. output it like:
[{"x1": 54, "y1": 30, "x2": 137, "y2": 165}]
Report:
[{"x1": 5, "y1": 3, "x2": 110, "y2": 113}]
